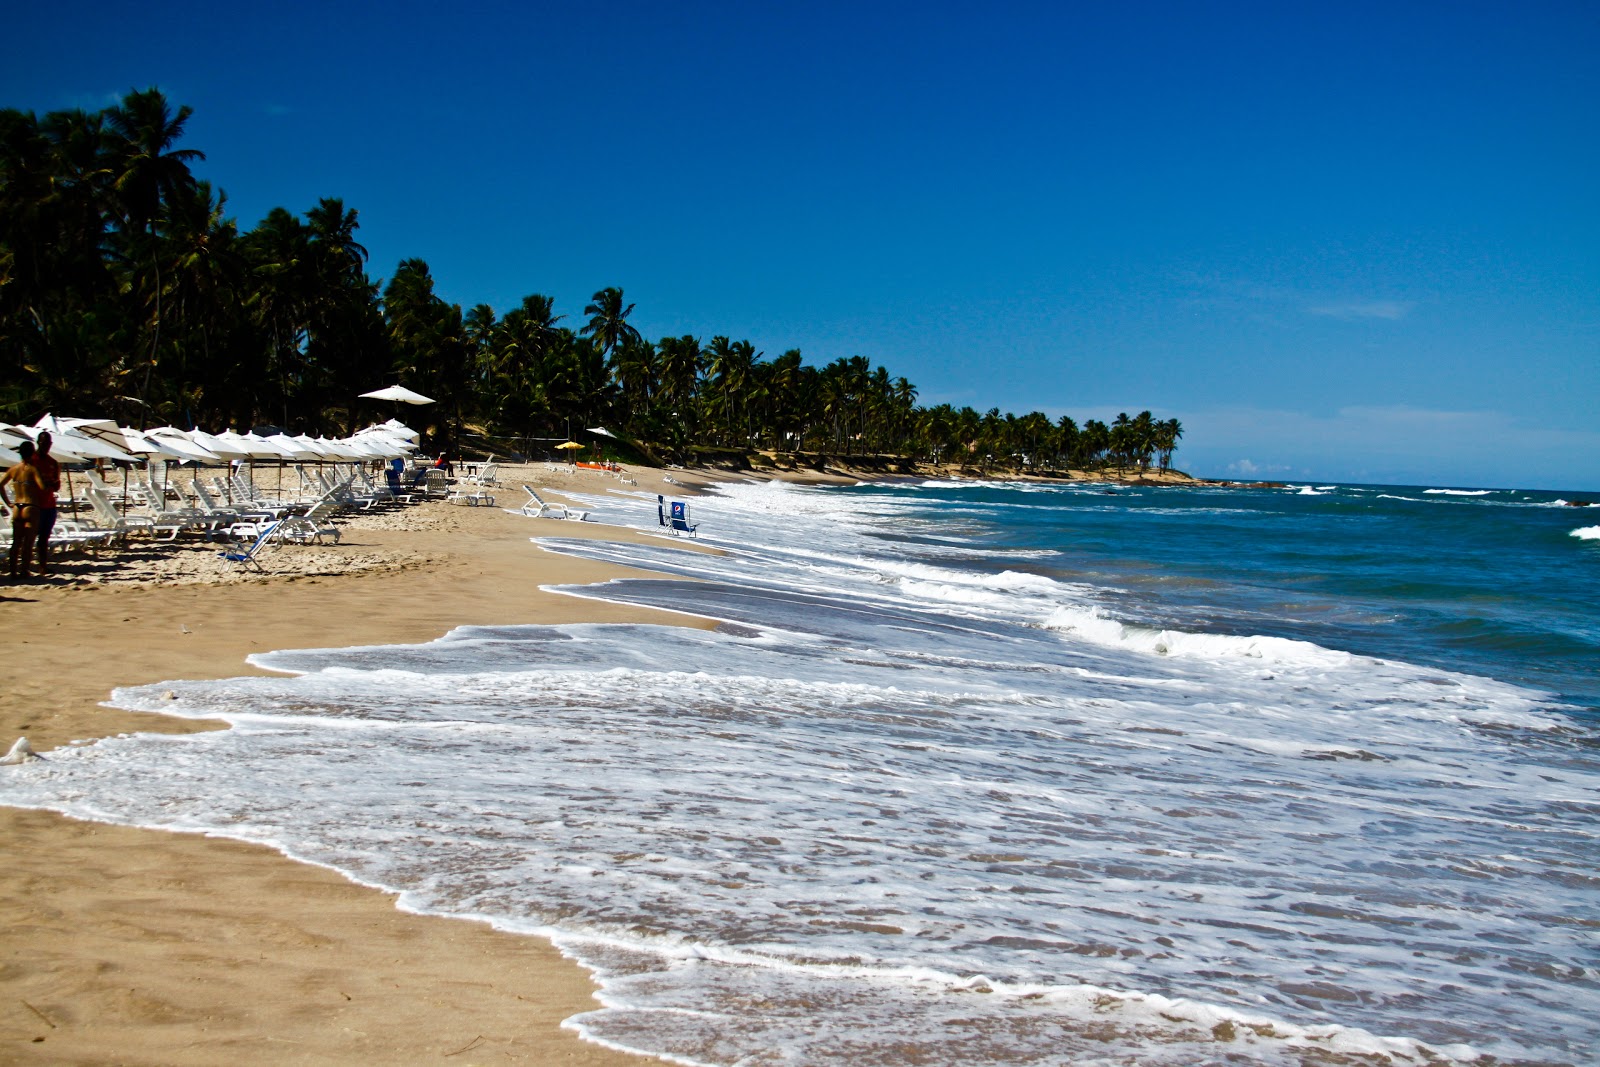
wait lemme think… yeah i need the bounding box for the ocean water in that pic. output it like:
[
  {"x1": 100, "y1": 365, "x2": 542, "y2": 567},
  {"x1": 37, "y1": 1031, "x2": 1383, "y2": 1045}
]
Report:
[{"x1": 6, "y1": 479, "x2": 1599, "y2": 1066}]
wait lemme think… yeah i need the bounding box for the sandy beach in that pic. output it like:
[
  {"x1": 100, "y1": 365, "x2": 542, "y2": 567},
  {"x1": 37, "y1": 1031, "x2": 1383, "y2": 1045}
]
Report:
[{"x1": 0, "y1": 464, "x2": 719, "y2": 1065}]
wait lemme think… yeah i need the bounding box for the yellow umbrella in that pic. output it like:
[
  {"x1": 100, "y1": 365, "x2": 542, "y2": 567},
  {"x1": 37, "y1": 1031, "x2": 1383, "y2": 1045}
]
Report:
[{"x1": 555, "y1": 440, "x2": 583, "y2": 465}]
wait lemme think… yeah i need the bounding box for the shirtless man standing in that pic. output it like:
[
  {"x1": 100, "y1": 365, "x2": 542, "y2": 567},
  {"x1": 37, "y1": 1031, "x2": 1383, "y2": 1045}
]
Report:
[
  {"x1": 32, "y1": 431, "x2": 61, "y2": 576},
  {"x1": 1, "y1": 440, "x2": 47, "y2": 580}
]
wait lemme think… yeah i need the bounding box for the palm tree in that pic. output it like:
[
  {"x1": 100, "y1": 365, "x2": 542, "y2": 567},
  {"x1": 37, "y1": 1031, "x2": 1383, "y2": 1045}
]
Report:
[
  {"x1": 104, "y1": 88, "x2": 205, "y2": 406},
  {"x1": 0, "y1": 106, "x2": 120, "y2": 415},
  {"x1": 1155, "y1": 418, "x2": 1184, "y2": 472},
  {"x1": 890, "y1": 377, "x2": 918, "y2": 453},
  {"x1": 300, "y1": 197, "x2": 380, "y2": 426},
  {"x1": 243, "y1": 207, "x2": 314, "y2": 425},
  {"x1": 612, "y1": 338, "x2": 659, "y2": 431},
  {"x1": 582, "y1": 287, "x2": 641, "y2": 363},
  {"x1": 158, "y1": 179, "x2": 245, "y2": 426},
  {"x1": 383, "y1": 258, "x2": 470, "y2": 449},
  {"x1": 1109, "y1": 412, "x2": 1133, "y2": 471},
  {"x1": 1055, "y1": 415, "x2": 1079, "y2": 469},
  {"x1": 703, "y1": 337, "x2": 761, "y2": 445},
  {"x1": 1080, "y1": 419, "x2": 1110, "y2": 469},
  {"x1": 305, "y1": 198, "x2": 367, "y2": 285},
  {"x1": 764, "y1": 349, "x2": 803, "y2": 450},
  {"x1": 463, "y1": 303, "x2": 499, "y2": 402},
  {"x1": 1131, "y1": 410, "x2": 1156, "y2": 470},
  {"x1": 656, "y1": 334, "x2": 702, "y2": 423}
]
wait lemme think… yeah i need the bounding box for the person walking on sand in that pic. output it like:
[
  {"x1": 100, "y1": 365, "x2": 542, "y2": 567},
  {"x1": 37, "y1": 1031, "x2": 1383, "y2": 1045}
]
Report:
[
  {"x1": 32, "y1": 431, "x2": 61, "y2": 576},
  {"x1": 0, "y1": 440, "x2": 47, "y2": 580}
]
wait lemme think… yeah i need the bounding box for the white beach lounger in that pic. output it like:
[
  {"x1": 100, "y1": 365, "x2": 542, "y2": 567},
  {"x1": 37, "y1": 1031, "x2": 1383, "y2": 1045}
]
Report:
[{"x1": 518, "y1": 486, "x2": 588, "y2": 520}]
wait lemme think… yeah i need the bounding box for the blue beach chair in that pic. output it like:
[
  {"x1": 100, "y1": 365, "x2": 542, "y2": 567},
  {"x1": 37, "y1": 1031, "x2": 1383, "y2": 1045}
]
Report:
[
  {"x1": 667, "y1": 499, "x2": 699, "y2": 537},
  {"x1": 218, "y1": 520, "x2": 281, "y2": 572}
]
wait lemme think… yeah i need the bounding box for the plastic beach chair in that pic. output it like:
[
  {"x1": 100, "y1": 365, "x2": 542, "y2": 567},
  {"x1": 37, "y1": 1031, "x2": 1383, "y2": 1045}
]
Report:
[
  {"x1": 218, "y1": 520, "x2": 281, "y2": 572},
  {"x1": 663, "y1": 498, "x2": 699, "y2": 537},
  {"x1": 280, "y1": 500, "x2": 342, "y2": 544},
  {"x1": 520, "y1": 486, "x2": 588, "y2": 520},
  {"x1": 447, "y1": 484, "x2": 495, "y2": 506},
  {"x1": 383, "y1": 468, "x2": 419, "y2": 504}
]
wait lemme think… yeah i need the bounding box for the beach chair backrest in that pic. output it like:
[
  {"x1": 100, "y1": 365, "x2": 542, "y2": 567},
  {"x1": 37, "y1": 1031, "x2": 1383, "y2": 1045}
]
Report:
[
  {"x1": 85, "y1": 485, "x2": 119, "y2": 524},
  {"x1": 667, "y1": 500, "x2": 698, "y2": 535},
  {"x1": 220, "y1": 519, "x2": 280, "y2": 569},
  {"x1": 145, "y1": 460, "x2": 168, "y2": 504},
  {"x1": 231, "y1": 473, "x2": 261, "y2": 502}
]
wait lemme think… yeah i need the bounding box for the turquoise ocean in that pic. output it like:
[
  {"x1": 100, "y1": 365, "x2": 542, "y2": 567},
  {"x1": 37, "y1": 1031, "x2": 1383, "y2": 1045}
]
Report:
[{"x1": 6, "y1": 478, "x2": 1598, "y2": 1065}]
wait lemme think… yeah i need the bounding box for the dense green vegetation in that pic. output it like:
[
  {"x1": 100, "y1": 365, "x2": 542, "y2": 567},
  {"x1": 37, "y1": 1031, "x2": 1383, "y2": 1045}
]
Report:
[{"x1": 1, "y1": 89, "x2": 1183, "y2": 473}]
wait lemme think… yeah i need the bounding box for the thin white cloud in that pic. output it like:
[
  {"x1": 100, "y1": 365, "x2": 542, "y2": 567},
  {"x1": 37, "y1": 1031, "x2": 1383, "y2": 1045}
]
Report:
[
  {"x1": 1227, "y1": 458, "x2": 1290, "y2": 476},
  {"x1": 1175, "y1": 275, "x2": 1417, "y2": 327},
  {"x1": 1306, "y1": 300, "x2": 1414, "y2": 321}
]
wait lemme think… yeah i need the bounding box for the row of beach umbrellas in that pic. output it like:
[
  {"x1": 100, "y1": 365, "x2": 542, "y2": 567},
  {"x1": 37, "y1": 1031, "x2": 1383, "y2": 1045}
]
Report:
[{"x1": 0, "y1": 415, "x2": 423, "y2": 467}]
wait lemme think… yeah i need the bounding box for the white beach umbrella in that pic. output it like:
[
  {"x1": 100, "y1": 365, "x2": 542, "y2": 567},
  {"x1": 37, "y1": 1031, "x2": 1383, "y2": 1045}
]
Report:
[
  {"x1": 118, "y1": 431, "x2": 192, "y2": 502},
  {"x1": 215, "y1": 430, "x2": 294, "y2": 460},
  {"x1": 18, "y1": 422, "x2": 136, "y2": 462},
  {"x1": 21, "y1": 417, "x2": 137, "y2": 506},
  {"x1": 144, "y1": 427, "x2": 224, "y2": 464},
  {"x1": 120, "y1": 428, "x2": 192, "y2": 461},
  {"x1": 244, "y1": 432, "x2": 300, "y2": 459},
  {"x1": 354, "y1": 427, "x2": 417, "y2": 454},
  {"x1": 342, "y1": 436, "x2": 397, "y2": 459},
  {"x1": 359, "y1": 384, "x2": 436, "y2": 405},
  {"x1": 356, "y1": 422, "x2": 420, "y2": 448},
  {"x1": 264, "y1": 433, "x2": 323, "y2": 462},
  {"x1": 244, "y1": 431, "x2": 294, "y2": 456},
  {"x1": 380, "y1": 418, "x2": 421, "y2": 442},
  {"x1": 0, "y1": 426, "x2": 39, "y2": 468},
  {"x1": 292, "y1": 435, "x2": 338, "y2": 460},
  {"x1": 36, "y1": 414, "x2": 137, "y2": 453},
  {"x1": 231, "y1": 431, "x2": 301, "y2": 493},
  {"x1": 373, "y1": 436, "x2": 414, "y2": 458},
  {"x1": 118, "y1": 428, "x2": 174, "y2": 458},
  {"x1": 186, "y1": 430, "x2": 253, "y2": 462},
  {"x1": 0, "y1": 425, "x2": 30, "y2": 467},
  {"x1": 214, "y1": 430, "x2": 268, "y2": 459},
  {"x1": 313, "y1": 437, "x2": 365, "y2": 461}
]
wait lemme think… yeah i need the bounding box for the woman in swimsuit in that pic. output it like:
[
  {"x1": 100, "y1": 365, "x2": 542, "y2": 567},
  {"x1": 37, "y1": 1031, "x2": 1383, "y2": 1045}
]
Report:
[{"x1": 0, "y1": 440, "x2": 47, "y2": 580}]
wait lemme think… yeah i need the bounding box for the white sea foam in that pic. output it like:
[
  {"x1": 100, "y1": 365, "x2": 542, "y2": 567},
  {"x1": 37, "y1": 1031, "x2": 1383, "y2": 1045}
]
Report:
[
  {"x1": 4, "y1": 479, "x2": 1595, "y2": 1067},
  {"x1": 1041, "y1": 604, "x2": 1354, "y2": 668},
  {"x1": 1572, "y1": 525, "x2": 1600, "y2": 541},
  {"x1": 1424, "y1": 488, "x2": 1494, "y2": 496}
]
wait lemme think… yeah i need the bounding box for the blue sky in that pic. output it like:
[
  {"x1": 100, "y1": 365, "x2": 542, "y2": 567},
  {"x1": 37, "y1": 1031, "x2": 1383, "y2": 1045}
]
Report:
[{"x1": 7, "y1": 1, "x2": 1597, "y2": 489}]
